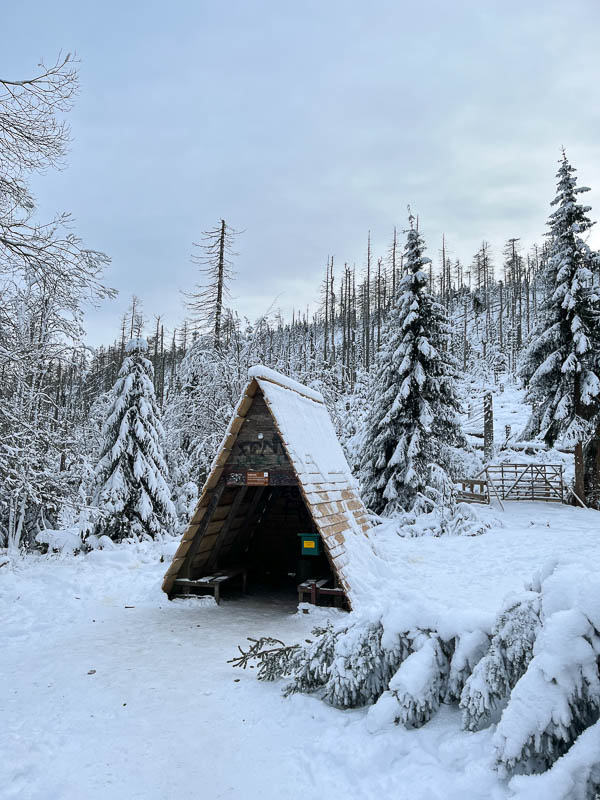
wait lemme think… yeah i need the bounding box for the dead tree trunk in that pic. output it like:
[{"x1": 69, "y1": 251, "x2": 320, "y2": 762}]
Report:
[{"x1": 484, "y1": 392, "x2": 494, "y2": 461}]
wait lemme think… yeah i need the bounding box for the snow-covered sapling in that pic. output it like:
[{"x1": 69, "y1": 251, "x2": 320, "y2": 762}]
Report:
[
  {"x1": 90, "y1": 338, "x2": 176, "y2": 541},
  {"x1": 460, "y1": 591, "x2": 542, "y2": 731}
]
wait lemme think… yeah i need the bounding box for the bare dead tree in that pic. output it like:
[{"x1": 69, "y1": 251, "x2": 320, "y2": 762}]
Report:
[
  {"x1": 0, "y1": 54, "x2": 113, "y2": 548},
  {"x1": 184, "y1": 219, "x2": 240, "y2": 348},
  {"x1": 0, "y1": 52, "x2": 112, "y2": 316}
]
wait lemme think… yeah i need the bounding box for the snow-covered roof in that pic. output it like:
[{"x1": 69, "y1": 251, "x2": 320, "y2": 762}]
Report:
[
  {"x1": 256, "y1": 375, "x2": 356, "y2": 488},
  {"x1": 247, "y1": 365, "x2": 324, "y2": 403},
  {"x1": 163, "y1": 366, "x2": 372, "y2": 605}
]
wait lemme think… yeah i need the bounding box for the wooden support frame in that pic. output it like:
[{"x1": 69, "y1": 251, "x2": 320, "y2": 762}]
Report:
[
  {"x1": 206, "y1": 486, "x2": 248, "y2": 571},
  {"x1": 180, "y1": 481, "x2": 226, "y2": 580},
  {"x1": 233, "y1": 486, "x2": 267, "y2": 563}
]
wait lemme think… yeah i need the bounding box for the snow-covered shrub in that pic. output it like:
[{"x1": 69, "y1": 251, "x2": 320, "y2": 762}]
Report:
[
  {"x1": 495, "y1": 607, "x2": 600, "y2": 775},
  {"x1": 34, "y1": 527, "x2": 82, "y2": 554},
  {"x1": 383, "y1": 633, "x2": 449, "y2": 728},
  {"x1": 508, "y1": 719, "x2": 600, "y2": 800},
  {"x1": 494, "y1": 568, "x2": 600, "y2": 775},
  {"x1": 460, "y1": 590, "x2": 542, "y2": 731},
  {"x1": 321, "y1": 621, "x2": 409, "y2": 709},
  {"x1": 282, "y1": 623, "x2": 339, "y2": 695},
  {"x1": 445, "y1": 628, "x2": 491, "y2": 703},
  {"x1": 391, "y1": 466, "x2": 491, "y2": 538}
]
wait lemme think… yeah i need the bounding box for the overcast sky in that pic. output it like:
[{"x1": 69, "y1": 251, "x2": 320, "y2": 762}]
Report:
[{"x1": 4, "y1": 0, "x2": 600, "y2": 345}]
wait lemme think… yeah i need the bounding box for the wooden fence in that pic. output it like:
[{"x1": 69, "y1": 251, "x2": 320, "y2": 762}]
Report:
[{"x1": 457, "y1": 463, "x2": 565, "y2": 504}]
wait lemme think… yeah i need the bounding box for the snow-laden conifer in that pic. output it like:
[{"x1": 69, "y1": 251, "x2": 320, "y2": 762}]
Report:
[
  {"x1": 460, "y1": 591, "x2": 542, "y2": 731},
  {"x1": 321, "y1": 621, "x2": 409, "y2": 709},
  {"x1": 91, "y1": 338, "x2": 176, "y2": 541},
  {"x1": 359, "y1": 212, "x2": 467, "y2": 514},
  {"x1": 494, "y1": 605, "x2": 600, "y2": 775},
  {"x1": 520, "y1": 152, "x2": 600, "y2": 499},
  {"x1": 494, "y1": 567, "x2": 600, "y2": 775},
  {"x1": 383, "y1": 633, "x2": 450, "y2": 728}
]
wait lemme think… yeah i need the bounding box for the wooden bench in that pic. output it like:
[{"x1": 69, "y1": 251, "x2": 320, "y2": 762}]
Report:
[
  {"x1": 455, "y1": 478, "x2": 490, "y2": 504},
  {"x1": 297, "y1": 577, "x2": 345, "y2": 607},
  {"x1": 173, "y1": 566, "x2": 248, "y2": 604}
]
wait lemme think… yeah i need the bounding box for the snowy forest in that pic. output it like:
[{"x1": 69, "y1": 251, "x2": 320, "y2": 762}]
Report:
[
  {"x1": 3, "y1": 55, "x2": 600, "y2": 551},
  {"x1": 3, "y1": 42, "x2": 600, "y2": 800}
]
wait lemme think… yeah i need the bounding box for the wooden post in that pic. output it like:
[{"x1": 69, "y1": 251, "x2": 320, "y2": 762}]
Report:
[
  {"x1": 574, "y1": 372, "x2": 586, "y2": 505},
  {"x1": 483, "y1": 392, "x2": 494, "y2": 461}
]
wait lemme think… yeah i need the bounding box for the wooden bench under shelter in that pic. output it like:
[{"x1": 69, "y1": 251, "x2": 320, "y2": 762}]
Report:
[
  {"x1": 297, "y1": 577, "x2": 345, "y2": 607},
  {"x1": 172, "y1": 566, "x2": 248, "y2": 604}
]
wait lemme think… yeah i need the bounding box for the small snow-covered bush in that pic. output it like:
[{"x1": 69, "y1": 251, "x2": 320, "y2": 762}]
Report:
[
  {"x1": 494, "y1": 568, "x2": 600, "y2": 776},
  {"x1": 321, "y1": 621, "x2": 409, "y2": 709},
  {"x1": 460, "y1": 590, "x2": 542, "y2": 731},
  {"x1": 379, "y1": 633, "x2": 449, "y2": 728},
  {"x1": 35, "y1": 527, "x2": 82, "y2": 554},
  {"x1": 508, "y1": 719, "x2": 600, "y2": 800},
  {"x1": 445, "y1": 628, "x2": 491, "y2": 703},
  {"x1": 495, "y1": 607, "x2": 600, "y2": 774},
  {"x1": 386, "y1": 463, "x2": 492, "y2": 538}
]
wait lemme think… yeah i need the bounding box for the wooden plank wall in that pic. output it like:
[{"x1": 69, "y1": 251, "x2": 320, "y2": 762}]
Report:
[{"x1": 227, "y1": 394, "x2": 288, "y2": 470}]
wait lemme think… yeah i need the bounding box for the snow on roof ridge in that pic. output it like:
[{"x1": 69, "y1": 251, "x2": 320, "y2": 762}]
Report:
[{"x1": 248, "y1": 364, "x2": 324, "y2": 403}]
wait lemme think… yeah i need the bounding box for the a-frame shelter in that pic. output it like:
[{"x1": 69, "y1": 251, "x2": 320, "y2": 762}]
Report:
[{"x1": 162, "y1": 366, "x2": 371, "y2": 608}]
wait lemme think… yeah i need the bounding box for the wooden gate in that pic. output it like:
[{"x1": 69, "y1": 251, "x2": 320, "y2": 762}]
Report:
[{"x1": 484, "y1": 463, "x2": 564, "y2": 502}]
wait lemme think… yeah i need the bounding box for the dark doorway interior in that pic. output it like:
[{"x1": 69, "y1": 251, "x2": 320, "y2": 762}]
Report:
[{"x1": 242, "y1": 486, "x2": 331, "y2": 592}]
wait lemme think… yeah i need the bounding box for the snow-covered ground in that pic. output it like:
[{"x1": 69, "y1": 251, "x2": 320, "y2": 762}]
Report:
[{"x1": 2, "y1": 501, "x2": 599, "y2": 800}]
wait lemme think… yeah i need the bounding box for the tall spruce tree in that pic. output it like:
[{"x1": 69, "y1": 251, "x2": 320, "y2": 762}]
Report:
[
  {"x1": 359, "y1": 213, "x2": 467, "y2": 514},
  {"x1": 90, "y1": 338, "x2": 176, "y2": 541},
  {"x1": 520, "y1": 152, "x2": 600, "y2": 502}
]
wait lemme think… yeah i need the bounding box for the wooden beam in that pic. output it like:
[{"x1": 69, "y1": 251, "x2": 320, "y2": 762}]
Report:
[
  {"x1": 206, "y1": 486, "x2": 248, "y2": 571},
  {"x1": 180, "y1": 481, "x2": 226, "y2": 580}
]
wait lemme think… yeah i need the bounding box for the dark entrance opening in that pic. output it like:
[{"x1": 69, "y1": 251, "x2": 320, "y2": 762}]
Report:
[
  {"x1": 172, "y1": 484, "x2": 338, "y2": 605},
  {"x1": 243, "y1": 487, "x2": 331, "y2": 593}
]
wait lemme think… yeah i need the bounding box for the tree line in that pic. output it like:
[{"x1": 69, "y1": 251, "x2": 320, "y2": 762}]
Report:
[{"x1": 1, "y1": 54, "x2": 599, "y2": 549}]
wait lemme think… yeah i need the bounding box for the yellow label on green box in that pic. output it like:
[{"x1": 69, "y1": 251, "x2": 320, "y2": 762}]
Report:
[{"x1": 303, "y1": 540, "x2": 315, "y2": 549}]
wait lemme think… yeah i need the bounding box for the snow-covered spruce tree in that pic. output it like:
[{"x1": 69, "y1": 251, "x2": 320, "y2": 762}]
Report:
[
  {"x1": 520, "y1": 152, "x2": 600, "y2": 502},
  {"x1": 90, "y1": 338, "x2": 176, "y2": 541},
  {"x1": 359, "y1": 213, "x2": 468, "y2": 514}
]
